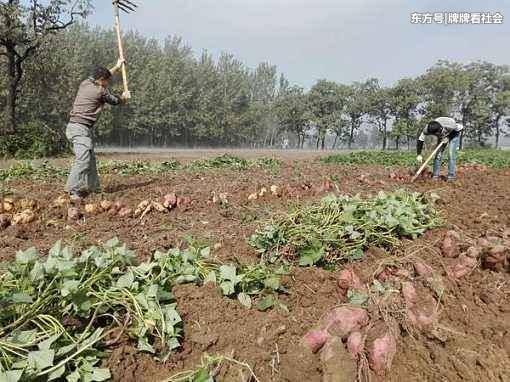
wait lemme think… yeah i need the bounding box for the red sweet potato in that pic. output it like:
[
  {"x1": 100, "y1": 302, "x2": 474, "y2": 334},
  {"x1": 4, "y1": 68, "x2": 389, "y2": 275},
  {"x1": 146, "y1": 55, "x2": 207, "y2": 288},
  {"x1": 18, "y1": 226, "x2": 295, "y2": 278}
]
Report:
[
  {"x1": 441, "y1": 236, "x2": 459, "y2": 258},
  {"x1": 367, "y1": 322, "x2": 397, "y2": 377},
  {"x1": 402, "y1": 282, "x2": 438, "y2": 329},
  {"x1": 413, "y1": 260, "x2": 434, "y2": 278},
  {"x1": 302, "y1": 329, "x2": 330, "y2": 353},
  {"x1": 401, "y1": 282, "x2": 417, "y2": 306},
  {"x1": 347, "y1": 331, "x2": 364, "y2": 360},
  {"x1": 322, "y1": 306, "x2": 369, "y2": 339},
  {"x1": 163, "y1": 193, "x2": 178, "y2": 209},
  {"x1": 446, "y1": 254, "x2": 477, "y2": 279},
  {"x1": 118, "y1": 207, "x2": 133, "y2": 218},
  {"x1": 337, "y1": 268, "x2": 364, "y2": 296}
]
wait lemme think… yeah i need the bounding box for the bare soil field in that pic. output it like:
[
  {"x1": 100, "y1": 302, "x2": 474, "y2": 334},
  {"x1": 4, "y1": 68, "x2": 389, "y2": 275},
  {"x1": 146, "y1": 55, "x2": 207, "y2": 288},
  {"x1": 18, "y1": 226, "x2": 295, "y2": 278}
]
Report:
[{"x1": 1, "y1": 151, "x2": 509, "y2": 382}]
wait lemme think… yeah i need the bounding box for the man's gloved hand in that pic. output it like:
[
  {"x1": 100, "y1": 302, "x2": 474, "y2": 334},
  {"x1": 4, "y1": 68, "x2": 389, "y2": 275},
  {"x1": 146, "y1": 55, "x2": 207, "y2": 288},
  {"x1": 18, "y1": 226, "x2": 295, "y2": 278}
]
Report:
[
  {"x1": 416, "y1": 155, "x2": 423, "y2": 164},
  {"x1": 115, "y1": 58, "x2": 125, "y2": 69},
  {"x1": 441, "y1": 137, "x2": 449, "y2": 145},
  {"x1": 121, "y1": 90, "x2": 131, "y2": 101}
]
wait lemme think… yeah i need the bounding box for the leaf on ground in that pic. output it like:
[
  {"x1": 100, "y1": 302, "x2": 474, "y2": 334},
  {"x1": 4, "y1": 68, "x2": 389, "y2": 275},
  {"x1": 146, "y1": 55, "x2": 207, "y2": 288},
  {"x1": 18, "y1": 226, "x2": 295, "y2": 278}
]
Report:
[
  {"x1": 48, "y1": 365, "x2": 66, "y2": 381},
  {"x1": 27, "y1": 349, "x2": 55, "y2": 371},
  {"x1": 257, "y1": 295, "x2": 276, "y2": 311},
  {"x1": 15, "y1": 247, "x2": 38, "y2": 264},
  {"x1": 0, "y1": 370, "x2": 23, "y2": 382}
]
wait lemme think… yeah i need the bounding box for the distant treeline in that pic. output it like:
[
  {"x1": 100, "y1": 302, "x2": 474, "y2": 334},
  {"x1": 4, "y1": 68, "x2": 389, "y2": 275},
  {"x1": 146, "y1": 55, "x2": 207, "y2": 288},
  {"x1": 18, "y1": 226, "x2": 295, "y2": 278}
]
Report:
[{"x1": 1, "y1": 22, "x2": 509, "y2": 158}]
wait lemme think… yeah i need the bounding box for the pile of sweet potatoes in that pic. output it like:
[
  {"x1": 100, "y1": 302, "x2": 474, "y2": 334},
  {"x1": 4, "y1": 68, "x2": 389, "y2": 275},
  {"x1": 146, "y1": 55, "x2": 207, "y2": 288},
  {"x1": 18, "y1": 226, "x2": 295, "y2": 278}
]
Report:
[
  {"x1": 65, "y1": 193, "x2": 191, "y2": 221},
  {"x1": 303, "y1": 304, "x2": 398, "y2": 378},
  {"x1": 440, "y1": 229, "x2": 509, "y2": 276},
  {"x1": 0, "y1": 197, "x2": 38, "y2": 230},
  {"x1": 301, "y1": 228, "x2": 510, "y2": 380}
]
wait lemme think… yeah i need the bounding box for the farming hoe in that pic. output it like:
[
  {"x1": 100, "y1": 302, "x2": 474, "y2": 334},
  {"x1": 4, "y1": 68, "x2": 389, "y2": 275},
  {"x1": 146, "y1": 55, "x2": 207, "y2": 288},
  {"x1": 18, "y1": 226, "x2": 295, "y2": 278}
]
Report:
[
  {"x1": 112, "y1": 0, "x2": 139, "y2": 98},
  {"x1": 411, "y1": 139, "x2": 448, "y2": 182}
]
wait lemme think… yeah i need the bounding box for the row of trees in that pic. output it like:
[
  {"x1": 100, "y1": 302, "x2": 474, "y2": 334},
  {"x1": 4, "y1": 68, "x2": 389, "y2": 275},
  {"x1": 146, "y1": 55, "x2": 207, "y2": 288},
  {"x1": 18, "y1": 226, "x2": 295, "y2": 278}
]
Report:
[
  {"x1": 276, "y1": 62, "x2": 510, "y2": 151},
  {"x1": 1, "y1": 1, "x2": 509, "y2": 157}
]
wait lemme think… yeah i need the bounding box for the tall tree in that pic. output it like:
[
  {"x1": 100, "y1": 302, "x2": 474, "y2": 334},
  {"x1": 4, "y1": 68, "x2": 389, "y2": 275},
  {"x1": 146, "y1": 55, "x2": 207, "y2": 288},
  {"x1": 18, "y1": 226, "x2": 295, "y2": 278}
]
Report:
[
  {"x1": 308, "y1": 80, "x2": 344, "y2": 150},
  {"x1": 390, "y1": 78, "x2": 421, "y2": 150},
  {"x1": 0, "y1": 0, "x2": 90, "y2": 134},
  {"x1": 274, "y1": 86, "x2": 309, "y2": 148},
  {"x1": 344, "y1": 79, "x2": 376, "y2": 149},
  {"x1": 367, "y1": 81, "x2": 393, "y2": 150}
]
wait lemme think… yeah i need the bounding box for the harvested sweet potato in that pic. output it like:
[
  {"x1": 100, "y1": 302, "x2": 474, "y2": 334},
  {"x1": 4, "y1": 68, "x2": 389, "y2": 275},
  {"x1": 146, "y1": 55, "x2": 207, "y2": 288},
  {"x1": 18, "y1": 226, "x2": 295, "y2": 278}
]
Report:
[
  {"x1": 413, "y1": 260, "x2": 434, "y2": 278},
  {"x1": 118, "y1": 207, "x2": 133, "y2": 218},
  {"x1": 446, "y1": 254, "x2": 477, "y2": 279},
  {"x1": 163, "y1": 193, "x2": 178, "y2": 209},
  {"x1": 321, "y1": 336, "x2": 357, "y2": 382},
  {"x1": 67, "y1": 207, "x2": 82, "y2": 221},
  {"x1": 0, "y1": 214, "x2": 11, "y2": 230},
  {"x1": 100, "y1": 200, "x2": 113, "y2": 211},
  {"x1": 402, "y1": 282, "x2": 438, "y2": 329},
  {"x1": 441, "y1": 236, "x2": 459, "y2": 258},
  {"x1": 20, "y1": 199, "x2": 36, "y2": 210},
  {"x1": 347, "y1": 331, "x2": 364, "y2": 360},
  {"x1": 337, "y1": 268, "x2": 365, "y2": 298},
  {"x1": 367, "y1": 321, "x2": 397, "y2": 376},
  {"x1": 135, "y1": 200, "x2": 151, "y2": 216},
  {"x1": 113, "y1": 201, "x2": 125, "y2": 211},
  {"x1": 84, "y1": 203, "x2": 98, "y2": 215},
  {"x1": 302, "y1": 329, "x2": 330, "y2": 353},
  {"x1": 3, "y1": 198, "x2": 15, "y2": 212},
  {"x1": 152, "y1": 201, "x2": 167, "y2": 213},
  {"x1": 248, "y1": 193, "x2": 258, "y2": 201},
  {"x1": 401, "y1": 282, "x2": 417, "y2": 305},
  {"x1": 322, "y1": 306, "x2": 369, "y2": 339},
  {"x1": 53, "y1": 195, "x2": 68, "y2": 208}
]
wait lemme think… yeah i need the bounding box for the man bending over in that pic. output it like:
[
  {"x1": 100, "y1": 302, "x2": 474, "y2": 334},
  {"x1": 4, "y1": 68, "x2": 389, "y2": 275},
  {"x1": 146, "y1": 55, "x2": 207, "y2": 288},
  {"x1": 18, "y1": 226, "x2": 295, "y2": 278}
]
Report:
[{"x1": 416, "y1": 117, "x2": 464, "y2": 182}]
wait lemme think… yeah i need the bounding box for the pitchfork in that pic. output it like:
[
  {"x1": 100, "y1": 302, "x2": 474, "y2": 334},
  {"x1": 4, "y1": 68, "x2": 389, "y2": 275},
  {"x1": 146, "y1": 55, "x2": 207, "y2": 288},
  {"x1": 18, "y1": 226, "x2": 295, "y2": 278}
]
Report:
[{"x1": 112, "y1": 0, "x2": 138, "y2": 98}]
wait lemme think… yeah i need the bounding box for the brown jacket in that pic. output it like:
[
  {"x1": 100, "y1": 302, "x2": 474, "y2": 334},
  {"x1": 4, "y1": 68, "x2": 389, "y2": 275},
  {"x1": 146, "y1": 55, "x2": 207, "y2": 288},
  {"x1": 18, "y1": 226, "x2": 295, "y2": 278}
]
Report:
[{"x1": 69, "y1": 78, "x2": 121, "y2": 127}]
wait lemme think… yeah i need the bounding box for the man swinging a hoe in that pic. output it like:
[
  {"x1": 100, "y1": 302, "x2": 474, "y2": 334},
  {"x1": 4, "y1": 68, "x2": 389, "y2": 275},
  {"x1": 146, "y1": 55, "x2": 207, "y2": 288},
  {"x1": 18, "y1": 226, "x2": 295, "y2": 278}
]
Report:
[
  {"x1": 66, "y1": 0, "x2": 136, "y2": 202},
  {"x1": 416, "y1": 117, "x2": 464, "y2": 182},
  {"x1": 66, "y1": 60, "x2": 130, "y2": 202}
]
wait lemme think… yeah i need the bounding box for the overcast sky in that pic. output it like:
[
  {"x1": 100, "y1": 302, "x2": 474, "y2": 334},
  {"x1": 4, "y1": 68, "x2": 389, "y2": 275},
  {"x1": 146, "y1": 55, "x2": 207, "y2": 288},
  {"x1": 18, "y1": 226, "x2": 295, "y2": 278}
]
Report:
[{"x1": 89, "y1": 0, "x2": 510, "y2": 88}]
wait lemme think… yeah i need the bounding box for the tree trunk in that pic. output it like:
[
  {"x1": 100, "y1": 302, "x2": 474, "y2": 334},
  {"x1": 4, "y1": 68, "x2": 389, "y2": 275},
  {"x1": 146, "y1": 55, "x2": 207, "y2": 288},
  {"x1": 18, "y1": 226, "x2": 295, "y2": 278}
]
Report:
[
  {"x1": 321, "y1": 136, "x2": 325, "y2": 150},
  {"x1": 348, "y1": 122, "x2": 355, "y2": 149},
  {"x1": 382, "y1": 120, "x2": 387, "y2": 150},
  {"x1": 5, "y1": 45, "x2": 17, "y2": 134},
  {"x1": 495, "y1": 116, "x2": 501, "y2": 149},
  {"x1": 395, "y1": 137, "x2": 400, "y2": 150},
  {"x1": 332, "y1": 133, "x2": 338, "y2": 150}
]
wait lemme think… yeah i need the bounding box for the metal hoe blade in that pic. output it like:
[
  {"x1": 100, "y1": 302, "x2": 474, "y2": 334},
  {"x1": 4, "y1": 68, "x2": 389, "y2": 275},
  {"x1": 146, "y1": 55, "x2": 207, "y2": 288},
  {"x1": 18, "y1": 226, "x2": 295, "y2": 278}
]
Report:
[{"x1": 112, "y1": 0, "x2": 138, "y2": 14}]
